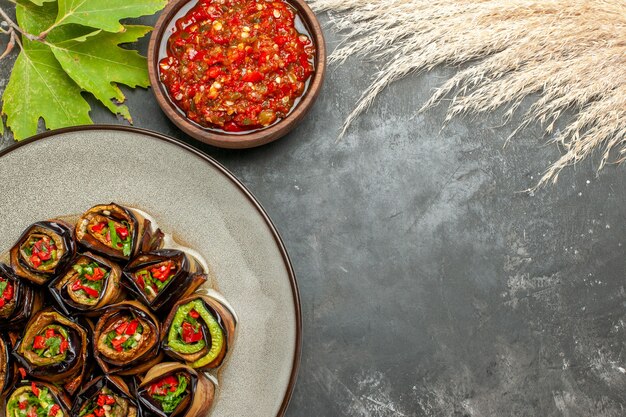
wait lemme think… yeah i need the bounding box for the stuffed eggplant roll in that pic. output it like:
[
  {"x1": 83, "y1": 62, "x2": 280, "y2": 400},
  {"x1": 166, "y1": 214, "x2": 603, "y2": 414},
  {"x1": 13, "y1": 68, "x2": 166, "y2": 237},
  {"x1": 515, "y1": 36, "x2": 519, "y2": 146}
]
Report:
[
  {"x1": 75, "y1": 203, "x2": 162, "y2": 262},
  {"x1": 0, "y1": 264, "x2": 42, "y2": 329},
  {"x1": 13, "y1": 309, "x2": 89, "y2": 396},
  {"x1": 9, "y1": 220, "x2": 75, "y2": 285},
  {"x1": 94, "y1": 301, "x2": 163, "y2": 375},
  {"x1": 123, "y1": 250, "x2": 206, "y2": 312},
  {"x1": 137, "y1": 362, "x2": 215, "y2": 417},
  {"x1": 5, "y1": 381, "x2": 70, "y2": 417},
  {"x1": 71, "y1": 375, "x2": 139, "y2": 417},
  {"x1": 161, "y1": 294, "x2": 236, "y2": 370},
  {"x1": 49, "y1": 252, "x2": 124, "y2": 315}
]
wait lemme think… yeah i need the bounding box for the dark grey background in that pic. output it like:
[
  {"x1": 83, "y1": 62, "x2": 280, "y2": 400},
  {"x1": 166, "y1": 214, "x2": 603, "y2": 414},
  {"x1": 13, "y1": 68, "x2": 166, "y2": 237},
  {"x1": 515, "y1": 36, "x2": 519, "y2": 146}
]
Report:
[{"x1": 2, "y1": 7, "x2": 626, "y2": 417}]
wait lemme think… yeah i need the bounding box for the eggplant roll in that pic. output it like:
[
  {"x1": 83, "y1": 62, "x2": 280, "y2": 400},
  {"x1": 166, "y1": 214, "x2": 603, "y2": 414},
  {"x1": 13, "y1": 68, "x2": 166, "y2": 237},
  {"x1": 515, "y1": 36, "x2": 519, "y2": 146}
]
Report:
[
  {"x1": 161, "y1": 294, "x2": 236, "y2": 370},
  {"x1": 13, "y1": 309, "x2": 89, "y2": 396},
  {"x1": 49, "y1": 252, "x2": 124, "y2": 315},
  {"x1": 71, "y1": 375, "x2": 139, "y2": 417},
  {"x1": 5, "y1": 381, "x2": 71, "y2": 417},
  {"x1": 123, "y1": 250, "x2": 206, "y2": 312},
  {"x1": 0, "y1": 264, "x2": 42, "y2": 329},
  {"x1": 74, "y1": 203, "x2": 162, "y2": 262},
  {"x1": 137, "y1": 362, "x2": 215, "y2": 417},
  {"x1": 0, "y1": 333, "x2": 17, "y2": 395},
  {"x1": 94, "y1": 301, "x2": 163, "y2": 375},
  {"x1": 9, "y1": 220, "x2": 76, "y2": 285}
]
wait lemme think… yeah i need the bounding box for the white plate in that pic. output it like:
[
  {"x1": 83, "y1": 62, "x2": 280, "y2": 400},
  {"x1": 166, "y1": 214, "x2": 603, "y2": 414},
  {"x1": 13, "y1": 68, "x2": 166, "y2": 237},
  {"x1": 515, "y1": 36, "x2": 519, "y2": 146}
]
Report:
[{"x1": 0, "y1": 126, "x2": 301, "y2": 417}]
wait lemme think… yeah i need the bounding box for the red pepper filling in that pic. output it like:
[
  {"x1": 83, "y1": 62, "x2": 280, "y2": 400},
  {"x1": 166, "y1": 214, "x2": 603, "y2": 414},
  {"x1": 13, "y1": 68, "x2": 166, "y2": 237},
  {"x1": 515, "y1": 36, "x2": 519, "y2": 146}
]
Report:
[
  {"x1": 69, "y1": 262, "x2": 107, "y2": 300},
  {"x1": 17, "y1": 383, "x2": 61, "y2": 417},
  {"x1": 89, "y1": 221, "x2": 132, "y2": 255},
  {"x1": 48, "y1": 404, "x2": 61, "y2": 416},
  {"x1": 181, "y1": 309, "x2": 204, "y2": 343},
  {"x1": 81, "y1": 390, "x2": 117, "y2": 417},
  {"x1": 105, "y1": 316, "x2": 144, "y2": 352},
  {"x1": 116, "y1": 226, "x2": 129, "y2": 239},
  {"x1": 31, "y1": 326, "x2": 68, "y2": 357},
  {"x1": 91, "y1": 222, "x2": 106, "y2": 234},
  {"x1": 134, "y1": 261, "x2": 176, "y2": 300},
  {"x1": 70, "y1": 281, "x2": 99, "y2": 298},
  {"x1": 148, "y1": 375, "x2": 179, "y2": 396},
  {"x1": 181, "y1": 321, "x2": 203, "y2": 343},
  {"x1": 151, "y1": 262, "x2": 173, "y2": 281},
  {"x1": 25, "y1": 236, "x2": 58, "y2": 269},
  {"x1": 159, "y1": 0, "x2": 315, "y2": 131},
  {"x1": 31, "y1": 382, "x2": 39, "y2": 397},
  {"x1": 0, "y1": 277, "x2": 14, "y2": 308}
]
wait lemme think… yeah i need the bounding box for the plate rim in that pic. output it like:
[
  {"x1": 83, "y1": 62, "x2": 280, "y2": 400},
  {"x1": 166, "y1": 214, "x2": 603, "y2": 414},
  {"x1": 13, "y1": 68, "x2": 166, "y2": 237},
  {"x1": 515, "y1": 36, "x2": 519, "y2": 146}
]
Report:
[{"x1": 0, "y1": 124, "x2": 302, "y2": 417}]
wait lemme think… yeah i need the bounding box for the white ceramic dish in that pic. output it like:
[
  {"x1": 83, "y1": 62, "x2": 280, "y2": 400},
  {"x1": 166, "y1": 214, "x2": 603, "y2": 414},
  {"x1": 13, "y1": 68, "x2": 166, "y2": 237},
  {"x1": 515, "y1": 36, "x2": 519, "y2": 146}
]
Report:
[{"x1": 0, "y1": 126, "x2": 301, "y2": 417}]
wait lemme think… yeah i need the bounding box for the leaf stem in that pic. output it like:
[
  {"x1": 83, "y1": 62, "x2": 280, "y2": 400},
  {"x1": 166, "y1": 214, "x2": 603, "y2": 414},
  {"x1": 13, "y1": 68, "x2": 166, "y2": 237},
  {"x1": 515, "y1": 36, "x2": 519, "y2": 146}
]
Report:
[
  {"x1": 38, "y1": 14, "x2": 69, "y2": 40},
  {"x1": 0, "y1": 30, "x2": 19, "y2": 59},
  {"x1": 12, "y1": 28, "x2": 23, "y2": 51},
  {"x1": 0, "y1": 6, "x2": 39, "y2": 42}
]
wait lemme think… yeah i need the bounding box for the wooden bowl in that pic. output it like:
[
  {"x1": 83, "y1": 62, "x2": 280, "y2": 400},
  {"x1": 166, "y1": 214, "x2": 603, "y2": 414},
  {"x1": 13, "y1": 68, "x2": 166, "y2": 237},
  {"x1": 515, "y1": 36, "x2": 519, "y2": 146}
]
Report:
[{"x1": 147, "y1": 0, "x2": 326, "y2": 149}]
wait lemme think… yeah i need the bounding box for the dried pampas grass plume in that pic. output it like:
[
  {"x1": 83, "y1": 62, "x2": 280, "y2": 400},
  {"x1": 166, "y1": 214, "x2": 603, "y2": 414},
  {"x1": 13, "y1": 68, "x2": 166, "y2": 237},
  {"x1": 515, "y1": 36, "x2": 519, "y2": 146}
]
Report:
[{"x1": 309, "y1": 0, "x2": 626, "y2": 189}]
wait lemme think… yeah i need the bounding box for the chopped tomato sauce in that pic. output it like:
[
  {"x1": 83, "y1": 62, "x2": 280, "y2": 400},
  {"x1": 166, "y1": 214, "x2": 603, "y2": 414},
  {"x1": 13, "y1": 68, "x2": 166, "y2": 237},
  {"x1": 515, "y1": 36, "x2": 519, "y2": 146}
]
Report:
[{"x1": 159, "y1": 0, "x2": 315, "y2": 131}]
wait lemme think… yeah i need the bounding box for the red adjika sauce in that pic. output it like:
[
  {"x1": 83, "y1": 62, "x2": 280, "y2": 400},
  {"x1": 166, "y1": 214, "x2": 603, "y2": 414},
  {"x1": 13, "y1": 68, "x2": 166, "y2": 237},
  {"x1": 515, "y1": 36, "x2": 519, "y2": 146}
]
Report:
[{"x1": 159, "y1": 0, "x2": 315, "y2": 132}]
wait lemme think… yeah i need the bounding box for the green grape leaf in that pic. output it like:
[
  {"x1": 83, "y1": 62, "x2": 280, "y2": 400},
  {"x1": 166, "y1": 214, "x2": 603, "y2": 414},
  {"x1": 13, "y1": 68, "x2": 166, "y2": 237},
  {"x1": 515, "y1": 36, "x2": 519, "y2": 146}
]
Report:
[
  {"x1": 1, "y1": 0, "x2": 165, "y2": 139},
  {"x1": 54, "y1": 0, "x2": 167, "y2": 33},
  {"x1": 2, "y1": 2, "x2": 92, "y2": 139},
  {"x1": 17, "y1": 0, "x2": 56, "y2": 33},
  {"x1": 48, "y1": 25, "x2": 152, "y2": 121},
  {"x1": 2, "y1": 42, "x2": 92, "y2": 139}
]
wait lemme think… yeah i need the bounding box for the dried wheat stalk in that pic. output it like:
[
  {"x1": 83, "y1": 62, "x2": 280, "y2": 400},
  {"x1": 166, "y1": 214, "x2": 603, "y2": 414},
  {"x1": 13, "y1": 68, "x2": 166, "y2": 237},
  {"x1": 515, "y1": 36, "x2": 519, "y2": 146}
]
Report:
[{"x1": 310, "y1": 0, "x2": 626, "y2": 188}]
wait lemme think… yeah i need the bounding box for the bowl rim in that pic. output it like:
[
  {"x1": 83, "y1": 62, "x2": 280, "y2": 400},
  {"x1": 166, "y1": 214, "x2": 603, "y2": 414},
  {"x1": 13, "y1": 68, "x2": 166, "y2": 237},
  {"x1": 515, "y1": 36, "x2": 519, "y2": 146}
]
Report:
[{"x1": 147, "y1": 0, "x2": 326, "y2": 149}]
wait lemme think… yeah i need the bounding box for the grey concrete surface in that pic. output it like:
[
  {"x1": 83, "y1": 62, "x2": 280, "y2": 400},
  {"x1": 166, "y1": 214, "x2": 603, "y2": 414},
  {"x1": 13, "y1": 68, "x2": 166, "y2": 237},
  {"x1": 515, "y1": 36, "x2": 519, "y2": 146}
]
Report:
[{"x1": 3, "y1": 8, "x2": 626, "y2": 417}]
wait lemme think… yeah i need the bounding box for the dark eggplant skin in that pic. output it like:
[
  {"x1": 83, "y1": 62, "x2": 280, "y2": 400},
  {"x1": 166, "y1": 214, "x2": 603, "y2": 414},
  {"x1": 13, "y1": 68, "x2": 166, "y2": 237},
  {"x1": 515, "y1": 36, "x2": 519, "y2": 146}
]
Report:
[
  {"x1": 0, "y1": 264, "x2": 43, "y2": 330},
  {"x1": 93, "y1": 301, "x2": 163, "y2": 376},
  {"x1": 11, "y1": 308, "x2": 91, "y2": 396},
  {"x1": 9, "y1": 220, "x2": 76, "y2": 286},
  {"x1": 137, "y1": 362, "x2": 215, "y2": 417},
  {"x1": 0, "y1": 333, "x2": 17, "y2": 396},
  {"x1": 48, "y1": 252, "x2": 125, "y2": 317},
  {"x1": 122, "y1": 250, "x2": 206, "y2": 314},
  {"x1": 74, "y1": 203, "x2": 163, "y2": 263},
  {"x1": 71, "y1": 375, "x2": 139, "y2": 417}
]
